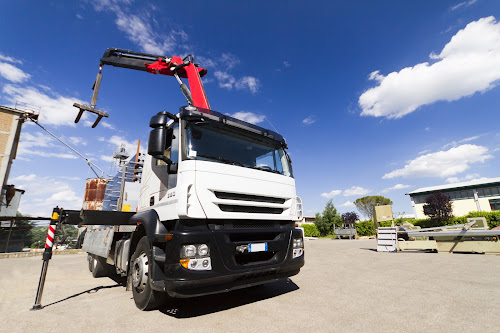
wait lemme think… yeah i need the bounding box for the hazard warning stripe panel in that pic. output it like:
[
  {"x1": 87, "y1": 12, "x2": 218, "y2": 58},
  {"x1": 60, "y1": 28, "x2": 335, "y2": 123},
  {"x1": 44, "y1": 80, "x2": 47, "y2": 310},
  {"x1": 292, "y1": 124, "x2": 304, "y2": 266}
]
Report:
[{"x1": 45, "y1": 225, "x2": 56, "y2": 248}]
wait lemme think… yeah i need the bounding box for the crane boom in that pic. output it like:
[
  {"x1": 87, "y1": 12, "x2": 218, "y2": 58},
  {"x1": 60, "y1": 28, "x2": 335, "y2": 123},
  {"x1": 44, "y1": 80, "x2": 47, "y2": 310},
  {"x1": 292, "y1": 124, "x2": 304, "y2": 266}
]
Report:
[{"x1": 74, "y1": 48, "x2": 210, "y2": 127}]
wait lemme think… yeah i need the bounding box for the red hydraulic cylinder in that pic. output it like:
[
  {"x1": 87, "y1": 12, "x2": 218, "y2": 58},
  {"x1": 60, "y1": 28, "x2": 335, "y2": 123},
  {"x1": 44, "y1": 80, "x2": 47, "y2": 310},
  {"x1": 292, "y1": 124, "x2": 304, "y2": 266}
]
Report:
[{"x1": 184, "y1": 62, "x2": 210, "y2": 110}]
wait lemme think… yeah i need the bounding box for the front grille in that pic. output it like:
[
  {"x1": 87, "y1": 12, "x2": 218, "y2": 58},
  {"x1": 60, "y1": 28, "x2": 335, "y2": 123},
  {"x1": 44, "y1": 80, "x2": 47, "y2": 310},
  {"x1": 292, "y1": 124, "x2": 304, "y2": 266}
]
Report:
[
  {"x1": 214, "y1": 191, "x2": 286, "y2": 204},
  {"x1": 218, "y1": 205, "x2": 283, "y2": 214},
  {"x1": 229, "y1": 232, "x2": 280, "y2": 242}
]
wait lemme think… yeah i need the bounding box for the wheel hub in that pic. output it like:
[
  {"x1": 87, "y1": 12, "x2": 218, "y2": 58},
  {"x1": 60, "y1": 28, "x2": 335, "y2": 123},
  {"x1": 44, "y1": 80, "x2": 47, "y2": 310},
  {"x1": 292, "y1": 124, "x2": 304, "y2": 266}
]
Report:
[{"x1": 132, "y1": 252, "x2": 148, "y2": 291}]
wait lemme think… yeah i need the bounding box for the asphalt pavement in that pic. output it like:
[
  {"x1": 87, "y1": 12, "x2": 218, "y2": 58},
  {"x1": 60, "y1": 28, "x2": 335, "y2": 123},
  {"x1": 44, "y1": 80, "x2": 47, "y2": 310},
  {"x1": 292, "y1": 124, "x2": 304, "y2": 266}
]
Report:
[{"x1": 0, "y1": 239, "x2": 498, "y2": 333}]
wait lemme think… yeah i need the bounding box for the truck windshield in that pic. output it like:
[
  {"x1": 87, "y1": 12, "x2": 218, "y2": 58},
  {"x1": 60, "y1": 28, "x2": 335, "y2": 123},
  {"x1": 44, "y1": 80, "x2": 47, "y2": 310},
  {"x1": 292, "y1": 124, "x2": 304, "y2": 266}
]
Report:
[{"x1": 185, "y1": 122, "x2": 293, "y2": 177}]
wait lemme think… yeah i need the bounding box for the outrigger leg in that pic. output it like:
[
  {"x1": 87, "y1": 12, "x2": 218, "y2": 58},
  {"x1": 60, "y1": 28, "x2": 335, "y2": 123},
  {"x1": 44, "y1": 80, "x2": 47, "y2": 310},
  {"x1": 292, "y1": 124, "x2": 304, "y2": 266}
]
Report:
[{"x1": 31, "y1": 207, "x2": 62, "y2": 310}]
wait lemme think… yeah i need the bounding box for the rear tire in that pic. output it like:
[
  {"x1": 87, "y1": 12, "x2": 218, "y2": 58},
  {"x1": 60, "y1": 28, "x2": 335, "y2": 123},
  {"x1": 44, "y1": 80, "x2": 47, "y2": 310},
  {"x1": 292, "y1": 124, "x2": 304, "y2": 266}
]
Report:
[{"x1": 130, "y1": 236, "x2": 167, "y2": 311}]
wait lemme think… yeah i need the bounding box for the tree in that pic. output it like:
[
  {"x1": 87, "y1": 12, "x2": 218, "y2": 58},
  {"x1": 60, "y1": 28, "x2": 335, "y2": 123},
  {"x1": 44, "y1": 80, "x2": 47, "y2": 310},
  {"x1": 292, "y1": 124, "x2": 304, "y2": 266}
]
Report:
[
  {"x1": 423, "y1": 191, "x2": 453, "y2": 223},
  {"x1": 341, "y1": 212, "x2": 359, "y2": 225},
  {"x1": 354, "y1": 196, "x2": 393, "y2": 220},
  {"x1": 28, "y1": 224, "x2": 79, "y2": 248},
  {"x1": 314, "y1": 200, "x2": 342, "y2": 236}
]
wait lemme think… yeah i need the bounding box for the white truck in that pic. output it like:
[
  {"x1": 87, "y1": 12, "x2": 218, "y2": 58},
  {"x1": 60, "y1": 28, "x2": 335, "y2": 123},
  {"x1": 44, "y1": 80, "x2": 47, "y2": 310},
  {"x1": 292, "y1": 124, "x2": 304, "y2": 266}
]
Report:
[{"x1": 76, "y1": 49, "x2": 305, "y2": 310}]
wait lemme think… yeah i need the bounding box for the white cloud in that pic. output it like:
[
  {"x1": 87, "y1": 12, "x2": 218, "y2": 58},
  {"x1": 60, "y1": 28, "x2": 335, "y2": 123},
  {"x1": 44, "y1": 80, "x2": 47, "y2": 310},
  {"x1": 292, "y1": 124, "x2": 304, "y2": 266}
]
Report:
[
  {"x1": 445, "y1": 173, "x2": 489, "y2": 183},
  {"x1": 101, "y1": 155, "x2": 115, "y2": 163},
  {"x1": 91, "y1": 0, "x2": 185, "y2": 55},
  {"x1": 12, "y1": 174, "x2": 83, "y2": 217},
  {"x1": 214, "y1": 71, "x2": 234, "y2": 89},
  {"x1": 381, "y1": 184, "x2": 411, "y2": 193},
  {"x1": 359, "y1": 16, "x2": 500, "y2": 118},
  {"x1": 343, "y1": 186, "x2": 371, "y2": 197},
  {"x1": 321, "y1": 190, "x2": 342, "y2": 199},
  {"x1": 2, "y1": 84, "x2": 86, "y2": 126},
  {"x1": 383, "y1": 144, "x2": 493, "y2": 179},
  {"x1": 16, "y1": 132, "x2": 77, "y2": 160},
  {"x1": 108, "y1": 135, "x2": 144, "y2": 157},
  {"x1": 11, "y1": 174, "x2": 37, "y2": 182},
  {"x1": 229, "y1": 111, "x2": 265, "y2": 124},
  {"x1": 68, "y1": 136, "x2": 87, "y2": 146},
  {"x1": 76, "y1": 13, "x2": 84, "y2": 20},
  {"x1": 214, "y1": 71, "x2": 260, "y2": 93},
  {"x1": 0, "y1": 53, "x2": 23, "y2": 64},
  {"x1": 442, "y1": 135, "x2": 479, "y2": 149},
  {"x1": 115, "y1": 13, "x2": 183, "y2": 55},
  {"x1": 302, "y1": 116, "x2": 316, "y2": 125},
  {"x1": 339, "y1": 201, "x2": 355, "y2": 208},
  {"x1": 451, "y1": 0, "x2": 477, "y2": 11},
  {"x1": 100, "y1": 121, "x2": 115, "y2": 130},
  {"x1": 235, "y1": 76, "x2": 259, "y2": 94},
  {"x1": 90, "y1": 2, "x2": 260, "y2": 94},
  {"x1": 0, "y1": 61, "x2": 30, "y2": 83},
  {"x1": 220, "y1": 53, "x2": 240, "y2": 69}
]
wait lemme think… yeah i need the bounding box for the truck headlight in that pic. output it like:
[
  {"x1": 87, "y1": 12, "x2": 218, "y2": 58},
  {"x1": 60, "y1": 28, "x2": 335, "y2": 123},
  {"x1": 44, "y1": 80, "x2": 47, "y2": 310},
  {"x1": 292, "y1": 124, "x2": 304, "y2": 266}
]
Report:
[
  {"x1": 181, "y1": 245, "x2": 197, "y2": 258},
  {"x1": 293, "y1": 237, "x2": 304, "y2": 258},
  {"x1": 198, "y1": 244, "x2": 209, "y2": 256},
  {"x1": 180, "y1": 244, "x2": 211, "y2": 270},
  {"x1": 293, "y1": 238, "x2": 303, "y2": 249}
]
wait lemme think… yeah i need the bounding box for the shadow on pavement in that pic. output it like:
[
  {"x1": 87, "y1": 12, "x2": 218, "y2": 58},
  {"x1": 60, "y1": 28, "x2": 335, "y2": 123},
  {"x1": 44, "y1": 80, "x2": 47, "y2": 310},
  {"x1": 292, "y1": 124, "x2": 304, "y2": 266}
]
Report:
[
  {"x1": 160, "y1": 278, "x2": 299, "y2": 318},
  {"x1": 360, "y1": 248, "x2": 378, "y2": 252},
  {"x1": 41, "y1": 274, "x2": 126, "y2": 309},
  {"x1": 42, "y1": 284, "x2": 122, "y2": 308}
]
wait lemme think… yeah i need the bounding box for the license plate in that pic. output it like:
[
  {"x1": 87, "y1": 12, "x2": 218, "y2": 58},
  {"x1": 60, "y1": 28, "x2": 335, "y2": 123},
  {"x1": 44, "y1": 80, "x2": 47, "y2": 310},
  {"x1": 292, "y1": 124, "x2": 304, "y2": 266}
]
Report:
[{"x1": 248, "y1": 243, "x2": 268, "y2": 252}]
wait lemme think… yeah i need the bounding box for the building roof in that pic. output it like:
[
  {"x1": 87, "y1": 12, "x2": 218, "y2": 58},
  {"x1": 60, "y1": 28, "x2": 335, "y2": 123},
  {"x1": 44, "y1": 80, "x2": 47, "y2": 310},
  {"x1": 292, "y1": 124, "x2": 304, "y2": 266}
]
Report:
[{"x1": 407, "y1": 177, "x2": 500, "y2": 195}]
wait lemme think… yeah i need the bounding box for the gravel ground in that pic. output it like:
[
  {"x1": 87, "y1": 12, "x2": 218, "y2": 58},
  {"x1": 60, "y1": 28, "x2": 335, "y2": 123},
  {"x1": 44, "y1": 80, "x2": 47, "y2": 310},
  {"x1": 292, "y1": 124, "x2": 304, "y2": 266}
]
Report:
[{"x1": 1, "y1": 239, "x2": 499, "y2": 333}]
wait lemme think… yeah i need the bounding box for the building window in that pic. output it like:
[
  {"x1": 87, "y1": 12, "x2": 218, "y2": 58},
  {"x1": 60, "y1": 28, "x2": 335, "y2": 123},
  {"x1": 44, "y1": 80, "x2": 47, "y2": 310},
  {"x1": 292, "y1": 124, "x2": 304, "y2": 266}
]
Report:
[
  {"x1": 490, "y1": 199, "x2": 500, "y2": 211},
  {"x1": 477, "y1": 186, "x2": 500, "y2": 198}
]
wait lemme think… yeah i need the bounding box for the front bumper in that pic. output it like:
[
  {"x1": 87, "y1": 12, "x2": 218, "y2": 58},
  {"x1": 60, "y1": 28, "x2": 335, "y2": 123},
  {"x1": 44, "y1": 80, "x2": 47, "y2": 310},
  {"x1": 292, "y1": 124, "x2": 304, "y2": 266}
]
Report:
[{"x1": 149, "y1": 220, "x2": 304, "y2": 298}]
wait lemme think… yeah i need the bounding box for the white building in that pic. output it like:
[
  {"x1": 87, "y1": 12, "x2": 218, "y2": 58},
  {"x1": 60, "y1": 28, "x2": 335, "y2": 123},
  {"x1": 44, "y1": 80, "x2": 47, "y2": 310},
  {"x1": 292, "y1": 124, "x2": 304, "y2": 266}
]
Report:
[{"x1": 407, "y1": 178, "x2": 500, "y2": 219}]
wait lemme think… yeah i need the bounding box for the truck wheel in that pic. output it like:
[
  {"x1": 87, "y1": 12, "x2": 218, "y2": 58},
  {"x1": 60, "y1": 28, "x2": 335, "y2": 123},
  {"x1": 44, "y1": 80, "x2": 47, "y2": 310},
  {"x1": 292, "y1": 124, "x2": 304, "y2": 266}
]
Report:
[
  {"x1": 130, "y1": 236, "x2": 166, "y2": 311},
  {"x1": 91, "y1": 255, "x2": 108, "y2": 278}
]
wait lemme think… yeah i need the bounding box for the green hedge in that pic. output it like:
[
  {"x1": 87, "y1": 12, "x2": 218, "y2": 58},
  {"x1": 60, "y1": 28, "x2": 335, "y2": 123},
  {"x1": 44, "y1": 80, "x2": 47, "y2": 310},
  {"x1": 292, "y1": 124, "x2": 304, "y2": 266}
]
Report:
[
  {"x1": 412, "y1": 211, "x2": 500, "y2": 229},
  {"x1": 355, "y1": 220, "x2": 375, "y2": 236},
  {"x1": 353, "y1": 211, "x2": 500, "y2": 236},
  {"x1": 306, "y1": 212, "x2": 500, "y2": 237},
  {"x1": 354, "y1": 220, "x2": 394, "y2": 236},
  {"x1": 302, "y1": 223, "x2": 320, "y2": 237}
]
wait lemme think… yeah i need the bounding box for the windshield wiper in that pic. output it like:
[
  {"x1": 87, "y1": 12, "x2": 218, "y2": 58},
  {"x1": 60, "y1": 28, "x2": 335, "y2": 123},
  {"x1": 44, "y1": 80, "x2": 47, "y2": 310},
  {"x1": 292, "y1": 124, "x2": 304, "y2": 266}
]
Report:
[
  {"x1": 196, "y1": 154, "x2": 244, "y2": 166},
  {"x1": 252, "y1": 165, "x2": 282, "y2": 174}
]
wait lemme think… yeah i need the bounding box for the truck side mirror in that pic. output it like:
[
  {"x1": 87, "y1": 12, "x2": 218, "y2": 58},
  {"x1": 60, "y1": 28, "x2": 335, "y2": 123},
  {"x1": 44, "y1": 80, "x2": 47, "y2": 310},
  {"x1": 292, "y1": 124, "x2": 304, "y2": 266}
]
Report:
[{"x1": 148, "y1": 126, "x2": 172, "y2": 165}]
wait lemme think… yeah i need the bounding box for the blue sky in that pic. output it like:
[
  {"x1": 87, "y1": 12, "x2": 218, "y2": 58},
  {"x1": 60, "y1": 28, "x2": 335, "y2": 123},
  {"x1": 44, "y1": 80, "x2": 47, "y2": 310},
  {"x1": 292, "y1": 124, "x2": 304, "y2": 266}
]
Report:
[{"x1": 1, "y1": 0, "x2": 499, "y2": 219}]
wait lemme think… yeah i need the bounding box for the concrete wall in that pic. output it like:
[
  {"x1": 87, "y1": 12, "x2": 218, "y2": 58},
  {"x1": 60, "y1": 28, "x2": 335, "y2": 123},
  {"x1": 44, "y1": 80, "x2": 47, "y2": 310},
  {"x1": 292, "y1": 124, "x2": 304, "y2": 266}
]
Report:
[{"x1": 0, "y1": 106, "x2": 24, "y2": 209}]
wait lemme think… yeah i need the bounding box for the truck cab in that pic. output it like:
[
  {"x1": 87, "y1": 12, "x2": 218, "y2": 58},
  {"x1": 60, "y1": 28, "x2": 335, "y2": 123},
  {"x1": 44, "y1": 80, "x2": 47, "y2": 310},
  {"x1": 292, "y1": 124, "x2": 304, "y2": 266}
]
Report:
[{"x1": 123, "y1": 105, "x2": 304, "y2": 309}]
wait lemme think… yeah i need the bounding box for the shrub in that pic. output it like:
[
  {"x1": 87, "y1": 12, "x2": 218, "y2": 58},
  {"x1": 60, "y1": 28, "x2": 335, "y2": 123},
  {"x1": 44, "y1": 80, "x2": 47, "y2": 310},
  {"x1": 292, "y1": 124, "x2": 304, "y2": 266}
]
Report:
[
  {"x1": 412, "y1": 211, "x2": 500, "y2": 229},
  {"x1": 302, "y1": 223, "x2": 320, "y2": 237},
  {"x1": 355, "y1": 220, "x2": 376, "y2": 236}
]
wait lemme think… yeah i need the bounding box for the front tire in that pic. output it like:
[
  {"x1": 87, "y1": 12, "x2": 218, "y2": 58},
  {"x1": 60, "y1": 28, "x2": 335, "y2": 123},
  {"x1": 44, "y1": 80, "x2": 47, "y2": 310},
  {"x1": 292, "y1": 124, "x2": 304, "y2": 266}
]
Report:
[{"x1": 130, "y1": 236, "x2": 167, "y2": 311}]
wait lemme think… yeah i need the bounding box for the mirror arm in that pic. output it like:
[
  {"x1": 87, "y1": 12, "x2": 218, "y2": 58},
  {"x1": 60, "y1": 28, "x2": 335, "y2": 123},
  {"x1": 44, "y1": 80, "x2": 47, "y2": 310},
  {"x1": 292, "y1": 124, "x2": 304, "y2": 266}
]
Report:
[{"x1": 155, "y1": 155, "x2": 172, "y2": 165}]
